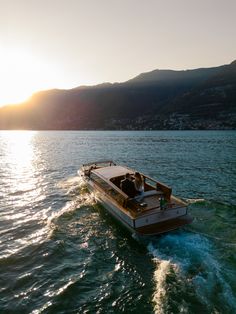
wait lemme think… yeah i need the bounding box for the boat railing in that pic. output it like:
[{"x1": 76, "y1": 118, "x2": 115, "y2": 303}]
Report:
[
  {"x1": 82, "y1": 161, "x2": 116, "y2": 177},
  {"x1": 82, "y1": 160, "x2": 115, "y2": 168}
]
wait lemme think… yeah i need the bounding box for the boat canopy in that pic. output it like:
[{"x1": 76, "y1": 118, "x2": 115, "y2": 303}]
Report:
[{"x1": 93, "y1": 166, "x2": 132, "y2": 180}]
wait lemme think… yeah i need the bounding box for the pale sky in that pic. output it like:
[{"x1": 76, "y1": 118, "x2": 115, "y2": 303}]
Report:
[{"x1": 0, "y1": 0, "x2": 235, "y2": 106}]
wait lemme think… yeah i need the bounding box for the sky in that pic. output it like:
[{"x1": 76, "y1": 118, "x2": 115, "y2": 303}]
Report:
[{"x1": 0, "y1": 0, "x2": 235, "y2": 107}]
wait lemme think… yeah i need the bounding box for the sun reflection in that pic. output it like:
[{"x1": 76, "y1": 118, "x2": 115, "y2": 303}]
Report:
[
  {"x1": 0, "y1": 131, "x2": 52, "y2": 263},
  {"x1": 5, "y1": 131, "x2": 36, "y2": 169},
  {"x1": 1, "y1": 130, "x2": 39, "y2": 199}
]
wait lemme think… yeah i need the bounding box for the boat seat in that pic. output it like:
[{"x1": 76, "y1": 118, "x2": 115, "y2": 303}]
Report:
[{"x1": 143, "y1": 190, "x2": 163, "y2": 197}]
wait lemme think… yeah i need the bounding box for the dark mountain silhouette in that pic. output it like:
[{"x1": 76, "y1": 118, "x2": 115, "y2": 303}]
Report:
[
  {"x1": 0, "y1": 61, "x2": 235, "y2": 130},
  {"x1": 160, "y1": 60, "x2": 236, "y2": 129},
  {"x1": 127, "y1": 66, "x2": 225, "y2": 85}
]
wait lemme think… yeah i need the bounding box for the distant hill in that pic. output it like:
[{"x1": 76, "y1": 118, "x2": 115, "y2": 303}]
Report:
[
  {"x1": 0, "y1": 61, "x2": 235, "y2": 130},
  {"x1": 128, "y1": 66, "x2": 226, "y2": 85},
  {"x1": 160, "y1": 60, "x2": 236, "y2": 129}
]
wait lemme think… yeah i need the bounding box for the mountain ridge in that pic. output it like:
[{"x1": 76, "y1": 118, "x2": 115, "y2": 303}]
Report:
[{"x1": 0, "y1": 60, "x2": 235, "y2": 130}]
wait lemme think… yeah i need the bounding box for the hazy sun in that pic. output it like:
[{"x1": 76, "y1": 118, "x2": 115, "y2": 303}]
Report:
[{"x1": 0, "y1": 46, "x2": 58, "y2": 107}]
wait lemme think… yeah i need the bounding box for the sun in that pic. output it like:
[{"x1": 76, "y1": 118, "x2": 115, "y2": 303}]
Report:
[{"x1": 0, "y1": 46, "x2": 58, "y2": 107}]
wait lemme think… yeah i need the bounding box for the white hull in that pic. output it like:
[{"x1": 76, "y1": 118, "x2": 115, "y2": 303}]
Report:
[{"x1": 87, "y1": 179, "x2": 191, "y2": 236}]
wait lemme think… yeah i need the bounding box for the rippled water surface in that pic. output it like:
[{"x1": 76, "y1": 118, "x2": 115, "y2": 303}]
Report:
[{"x1": 0, "y1": 130, "x2": 236, "y2": 313}]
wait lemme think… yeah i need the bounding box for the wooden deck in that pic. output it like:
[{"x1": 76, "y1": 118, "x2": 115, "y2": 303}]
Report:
[{"x1": 127, "y1": 191, "x2": 186, "y2": 218}]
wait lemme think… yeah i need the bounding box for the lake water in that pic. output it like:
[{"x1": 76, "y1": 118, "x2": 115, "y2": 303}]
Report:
[{"x1": 0, "y1": 130, "x2": 236, "y2": 313}]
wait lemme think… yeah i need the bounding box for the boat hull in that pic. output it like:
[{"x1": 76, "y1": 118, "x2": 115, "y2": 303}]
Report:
[
  {"x1": 135, "y1": 215, "x2": 193, "y2": 236},
  {"x1": 87, "y1": 179, "x2": 192, "y2": 236}
]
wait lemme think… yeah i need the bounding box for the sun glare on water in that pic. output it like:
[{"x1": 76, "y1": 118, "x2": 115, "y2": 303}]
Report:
[
  {"x1": 2, "y1": 130, "x2": 40, "y2": 203},
  {"x1": 5, "y1": 130, "x2": 36, "y2": 169},
  {"x1": 0, "y1": 47, "x2": 59, "y2": 107}
]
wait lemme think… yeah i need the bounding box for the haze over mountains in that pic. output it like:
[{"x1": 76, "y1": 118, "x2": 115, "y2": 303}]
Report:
[{"x1": 0, "y1": 60, "x2": 235, "y2": 130}]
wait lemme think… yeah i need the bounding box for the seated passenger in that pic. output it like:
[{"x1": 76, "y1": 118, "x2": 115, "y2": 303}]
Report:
[
  {"x1": 120, "y1": 173, "x2": 137, "y2": 198},
  {"x1": 134, "y1": 172, "x2": 144, "y2": 196}
]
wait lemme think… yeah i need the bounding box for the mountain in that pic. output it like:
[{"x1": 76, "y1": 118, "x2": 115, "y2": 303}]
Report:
[
  {"x1": 127, "y1": 66, "x2": 225, "y2": 85},
  {"x1": 161, "y1": 60, "x2": 236, "y2": 129},
  {"x1": 0, "y1": 61, "x2": 235, "y2": 130}
]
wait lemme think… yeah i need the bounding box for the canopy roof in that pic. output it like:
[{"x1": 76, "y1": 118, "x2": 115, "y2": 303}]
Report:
[{"x1": 93, "y1": 166, "x2": 132, "y2": 180}]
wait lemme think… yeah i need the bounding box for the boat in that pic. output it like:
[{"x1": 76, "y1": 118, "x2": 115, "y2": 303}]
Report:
[{"x1": 80, "y1": 160, "x2": 193, "y2": 236}]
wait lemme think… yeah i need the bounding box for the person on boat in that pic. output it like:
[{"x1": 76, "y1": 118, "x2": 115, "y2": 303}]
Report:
[
  {"x1": 120, "y1": 173, "x2": 137, "y2": 198},
  {"x1": 134, "y1": 172, "x2": 144, "y2": 195}
]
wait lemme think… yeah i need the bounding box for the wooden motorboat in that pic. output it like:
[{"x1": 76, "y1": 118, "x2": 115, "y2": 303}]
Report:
[{"x1": 81, "y1": 160, "x2": 193, "y2": 236}]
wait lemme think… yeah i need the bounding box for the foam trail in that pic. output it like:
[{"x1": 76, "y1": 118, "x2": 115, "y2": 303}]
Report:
[
  {"x1": 47, "y1": 174, "x2": 96, "y2": 233},
  {"x1": 47, "y1": 192, "x2": 96, "y2": 224},
  {"x1": 148, "y1": 242, "x2": 180, "y2": 314},
  {"x1": 152, "y1": 259, "x2": 171, "y2": 314},
  {"x1": 57, "y1": 174, "x2": 87, "y2": 197},
  {"x1": 148, "y1": 232, "x2": 236, "y2": 313},
  {"x1": 184, "y1": 198, "x2": 205, "y2": 204}
]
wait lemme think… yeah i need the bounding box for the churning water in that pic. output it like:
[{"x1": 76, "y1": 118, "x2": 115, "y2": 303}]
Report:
[{"x1": 0, "y1": 130, "x2": 235, "y2": 313}]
